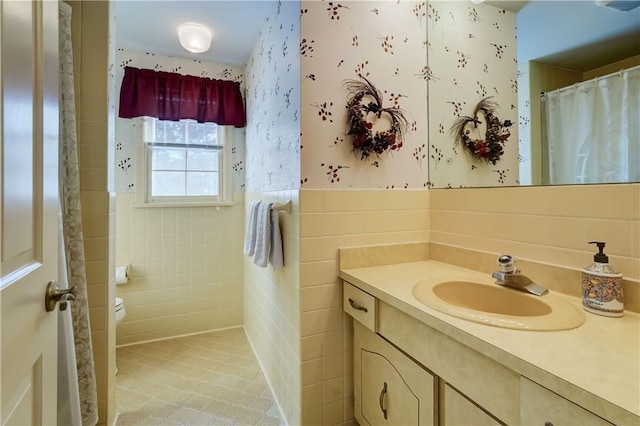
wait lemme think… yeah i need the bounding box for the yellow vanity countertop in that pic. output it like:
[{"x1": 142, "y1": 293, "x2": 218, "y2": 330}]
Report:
[{"x1": 340, "y1": 260, "x2": 640, "y2": 423}]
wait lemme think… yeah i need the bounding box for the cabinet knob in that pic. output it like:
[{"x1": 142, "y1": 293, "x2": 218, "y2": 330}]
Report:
[
  {"x1": 545, "y1": 422, "x2": 554, "y2": 426},
  {"x1": 379, "y1": 381, "x2": 388, "y2": 420}
]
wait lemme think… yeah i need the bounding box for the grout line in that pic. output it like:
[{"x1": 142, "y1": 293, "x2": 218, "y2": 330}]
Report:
[
  {"x1": 243, "y1": 326, "x2": 289, "y2": 426},
  {"x1": 115, "y1": 324, "x2": 243, "y2": 348}
]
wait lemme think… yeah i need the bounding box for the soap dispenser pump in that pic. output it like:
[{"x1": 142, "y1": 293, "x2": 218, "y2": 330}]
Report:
[{"x1": 582, "y1": 241, "x2": 623, "y2": 317}]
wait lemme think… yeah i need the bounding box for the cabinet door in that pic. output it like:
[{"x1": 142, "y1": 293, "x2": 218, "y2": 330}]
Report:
[
  {"x1": 442, "y1": 383, "x2": 502, "y2": 426},
  {"x1": 354, "y1": 321, "x2": 436, "y2": 426},
  {"x1": 520, "y1": 378, "x2": 613, "y2": 426}
]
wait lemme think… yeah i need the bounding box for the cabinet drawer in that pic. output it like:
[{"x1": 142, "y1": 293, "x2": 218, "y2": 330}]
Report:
[
  {"x1": 520, "y1": 377, "x2": 613, "y2": 426},
  {"x1": 442, "y1": 383, "x2": 502, "y2": 426},
  {"x1": 343, "y1": 281, "x2": 376, "y2": 332}
]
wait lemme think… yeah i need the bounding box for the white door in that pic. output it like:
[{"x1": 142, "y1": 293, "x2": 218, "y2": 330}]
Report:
[{"x1": 1, "y1": 0, "x2": 60, "y2": 424}]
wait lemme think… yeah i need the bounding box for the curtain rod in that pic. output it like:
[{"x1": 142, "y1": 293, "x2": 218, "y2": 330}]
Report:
[{"x1": 540, "y1": 64, "x2": 640, "y2": 97}]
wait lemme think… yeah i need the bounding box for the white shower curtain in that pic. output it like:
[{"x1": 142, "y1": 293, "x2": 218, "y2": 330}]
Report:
[
  {"x1": 59, "y1": 2, "x2": 99, "y2": 425},
  {"x1": 57, "y1": 209, "x2": 82, "y2": 426},
  {"x1": 542, "y1": 66, "x2": 640, "y2": 185}
]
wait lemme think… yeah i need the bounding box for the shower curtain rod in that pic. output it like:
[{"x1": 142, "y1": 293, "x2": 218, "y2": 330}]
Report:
[{"x1": 540, "y1": 64, "x2": 640, "y2": 97}]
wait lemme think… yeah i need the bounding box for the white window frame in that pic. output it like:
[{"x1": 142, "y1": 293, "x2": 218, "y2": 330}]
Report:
[{"x1": 136, "y1": 117, "x2": 233, "y2": 207}]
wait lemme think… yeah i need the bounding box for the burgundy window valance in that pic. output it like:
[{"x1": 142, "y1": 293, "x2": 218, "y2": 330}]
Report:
[{"x1": 118, "y1": 66, "x2": 245, "y2": 127}]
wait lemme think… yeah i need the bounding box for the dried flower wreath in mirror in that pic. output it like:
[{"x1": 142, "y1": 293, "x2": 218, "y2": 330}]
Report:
[
  {"x1": 451, "y1": 96, "x2": 512, "y2": 165},
  {"x1": 344, "y1": 75, "x2": 408, "y2": 161}
]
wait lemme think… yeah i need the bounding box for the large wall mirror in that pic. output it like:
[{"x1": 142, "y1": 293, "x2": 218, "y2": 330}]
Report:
[{"x1": 427, "y1": 0, "x2": 640, "y2": 188}]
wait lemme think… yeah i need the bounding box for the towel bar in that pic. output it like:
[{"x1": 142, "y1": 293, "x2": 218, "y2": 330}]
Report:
[{"x1": 271, "y1": 200, "x2": 292, "y2": 214}]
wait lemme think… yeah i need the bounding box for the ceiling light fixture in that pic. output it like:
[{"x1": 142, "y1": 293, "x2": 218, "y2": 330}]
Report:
[
  {"x1": 596, "y1": 0, "x2": 640, "y2": 11},
  {"x1": 178, "y1": 23, "x2": 212, "y2": 53},
  {"x1": 471, "y1": 0, "x2": 485, "y2": 4}
]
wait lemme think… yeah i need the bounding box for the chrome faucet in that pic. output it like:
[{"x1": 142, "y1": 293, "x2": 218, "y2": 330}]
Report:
[{"x1": 492, "y1": 255, "x2": 548, "y2": 296}]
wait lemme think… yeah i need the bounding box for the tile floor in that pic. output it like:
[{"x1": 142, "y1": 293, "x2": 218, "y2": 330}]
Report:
[{"x1": 115, "y1": 327, "x2": 284, "y2": 425}]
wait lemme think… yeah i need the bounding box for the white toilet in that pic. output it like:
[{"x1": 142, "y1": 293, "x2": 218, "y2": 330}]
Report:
[
  {"x1": 115, "y1": 265, "x2": 129, "y2": 327},
  {"x1": 115, "y1": 297, "x2": 126, "y2": 375},
  {"x1": 115, "y1": 297, "x2": 126, "y2": 325}
]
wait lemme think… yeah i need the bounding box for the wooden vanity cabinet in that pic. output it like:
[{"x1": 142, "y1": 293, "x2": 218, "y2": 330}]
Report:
[
  {"x1": 344, "y1": 280, "x2": 626, "y2": 426},
  {"x1": 520, "y1": 378, "x2": 613, "y2": 426},
  {"x1": 441, "y1": 383, "x2": 502, "y2": 426},
  {"x1": 375, "y1": 299, "x2": 520, "y2": 425},
  {"x1": 354, "y1": 321, "x2": 437, "y2": 426}
]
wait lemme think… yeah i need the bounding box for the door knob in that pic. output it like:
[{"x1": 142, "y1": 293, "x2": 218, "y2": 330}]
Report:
[{"x1": 45, "y1": 281, "x2": 77, "y2": 312}]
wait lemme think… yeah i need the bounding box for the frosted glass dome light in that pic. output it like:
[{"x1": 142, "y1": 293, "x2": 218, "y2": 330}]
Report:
[{"x1": 178, "y1": 23, "x2": 212, "y2": 53}]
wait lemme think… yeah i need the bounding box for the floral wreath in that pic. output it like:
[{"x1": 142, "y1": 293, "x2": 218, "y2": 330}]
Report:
[
  {"x1": 344, "y1": 75, "x2": 408, "y2": 161},
  {"x1": 451, "y1": 97, "x2": 512, "y2": 165}
]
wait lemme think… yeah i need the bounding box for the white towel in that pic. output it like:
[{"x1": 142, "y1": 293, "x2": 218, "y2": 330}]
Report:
[
  {"x1": 243, "y1": 201, "x2": 260, "y2": 256},
  {"x1": 269, "y1": 208, "x2": 284, "y2": 269},
  {"x1": 253, "y1": 202, "x2": 273, "y2": 267}
]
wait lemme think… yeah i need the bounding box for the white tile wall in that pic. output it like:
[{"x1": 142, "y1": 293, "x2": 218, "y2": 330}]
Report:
[
  {"x1": 244, "y1": 190, "x2": 301, "y2": 425},
  {"x1": 299, "y1": 189, "x2": 429, "y2": 426},
  {"x1": 114, "y1": 192, "x2": 245, "y2": 345},
  {"x1": 430, "y1": 184, "x2": 640, "y2": 280},
  {"x1": 297, "y1": 185, "x2": 639, "y2": 425},
  {"x1": 113, "y1": 183, "x2": 638, "y2": 426},
  {"x1": 70, "y1": 0, "x2": 114, "y2": 422}
]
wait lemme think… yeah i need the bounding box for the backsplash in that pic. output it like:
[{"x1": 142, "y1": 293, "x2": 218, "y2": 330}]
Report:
[
  {"x1": 429, "y1": 243, "x2": 639, "y2": 313},
  {"x1": 429, "y1": 184, "x2": 639, "y2": 282},
  {"x1": 338, "y1": 239, "x2": 639, "y2": 313}
]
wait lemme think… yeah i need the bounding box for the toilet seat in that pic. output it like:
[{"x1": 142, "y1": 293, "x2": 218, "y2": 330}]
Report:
[
  {"x1": 115, "y1": 297, "x2": 126, "y2": 325},
  {"x1": 115, "y1": 297, "x2": 124, "y2": 312}
]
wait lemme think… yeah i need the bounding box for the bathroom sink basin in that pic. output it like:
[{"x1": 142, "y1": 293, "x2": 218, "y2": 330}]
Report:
[
  {"x1": 432, "y1": 281, "x2": 552, "y2": 316},
  {"x1": 412, "y1": 280, "x2": 585, "y2": 331}
]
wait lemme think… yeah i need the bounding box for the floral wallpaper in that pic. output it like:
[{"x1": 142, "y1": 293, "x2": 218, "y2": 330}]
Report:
[
  {"x1": 300, "y1": 0, "x2": 429, "y2": 189},
  {"x1": 427, "y1": 1, "x2": 519, "y2": 188},
  {"x1": 114, "y1": 49, "x2": 246, "y2": 193},
  {"x1": 114, "y1": 2, "x2": 518, "y2": 194},
  {"x1": 518, "y1": 60, "x2": 532, "y2": 185},
  {"x1": 245, "y1": 1, "x2": 300, "y2": 192}
]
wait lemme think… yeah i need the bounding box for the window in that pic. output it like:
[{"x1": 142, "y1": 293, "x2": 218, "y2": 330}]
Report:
[{"x1": 140, "y1": 117, "x2": 232, "y2": 205}]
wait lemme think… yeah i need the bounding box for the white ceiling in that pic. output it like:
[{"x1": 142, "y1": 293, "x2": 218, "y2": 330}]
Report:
[
  {"x1": 516, "y1": 0, "x2": 640, "y2": 71},
  {"x1": 114, "y1": 1, "x2": 278, "y2": 67},
  {"x1": 484, "y1": 1, "x2": 529, "y2": 13}
]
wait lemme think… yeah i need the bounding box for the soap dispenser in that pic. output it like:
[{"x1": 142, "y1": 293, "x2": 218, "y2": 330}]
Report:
[{"x1": 582, "y1": 241, "x2": 623, "y2": 317}]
